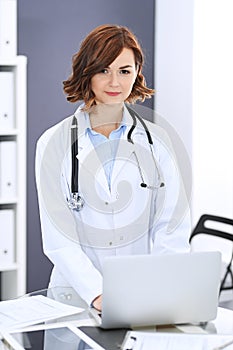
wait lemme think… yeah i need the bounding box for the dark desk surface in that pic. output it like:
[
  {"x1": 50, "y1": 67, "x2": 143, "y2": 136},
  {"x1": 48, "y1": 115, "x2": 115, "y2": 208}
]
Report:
[{"x1": 78, "y1": 327, "x2": 129, "y2": 350}]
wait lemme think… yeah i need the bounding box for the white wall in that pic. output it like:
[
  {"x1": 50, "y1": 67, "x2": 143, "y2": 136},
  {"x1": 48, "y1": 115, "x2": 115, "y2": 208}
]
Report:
[
  {"x1": 154, "y1": 0, "x2": 194, "y2": 158},
  {"x1": 154, "y1": 0, "x2": 194, "y2": 228},
  {"x1": 155, "y1": 0, "x2": 233, "y2": 228},
  {"x1": 192, "y1": 0, "x2": 233, "y2": 224}
]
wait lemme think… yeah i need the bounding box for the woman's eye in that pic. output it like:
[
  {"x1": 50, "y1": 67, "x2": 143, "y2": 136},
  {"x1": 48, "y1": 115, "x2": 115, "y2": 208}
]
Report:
[
  {"x1": 120, "y1": 69, "x2": 130, "y2": 75},
  {"x1": 100, "y1": 69, "x2": 109, "y2": 74}
]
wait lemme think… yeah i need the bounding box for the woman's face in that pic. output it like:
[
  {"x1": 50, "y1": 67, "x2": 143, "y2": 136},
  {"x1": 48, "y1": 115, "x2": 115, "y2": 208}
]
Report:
[{"x1": 91, "y1": 48, "x2": 137, "y2": 105}]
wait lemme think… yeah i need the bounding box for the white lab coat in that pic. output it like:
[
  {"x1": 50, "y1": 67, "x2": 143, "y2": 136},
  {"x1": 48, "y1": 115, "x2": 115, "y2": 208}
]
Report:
[{"x1": 35, "y1": 105, "x2": 190, "y2": 306}]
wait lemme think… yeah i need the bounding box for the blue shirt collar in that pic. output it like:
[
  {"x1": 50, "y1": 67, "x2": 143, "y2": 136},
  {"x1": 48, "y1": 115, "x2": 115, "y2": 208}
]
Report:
[
  {"x1": 74, "y1": 103, "x2": 132, "y2": 138},
  {"x1": 83, "y1": 107, "x2": 127, "y2": 137}
]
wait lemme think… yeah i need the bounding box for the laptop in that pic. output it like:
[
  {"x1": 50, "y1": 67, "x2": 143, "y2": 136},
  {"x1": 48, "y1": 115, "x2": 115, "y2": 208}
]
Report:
[{"x1": 90, "y1": 251, "x2": 221, "y2": 329}]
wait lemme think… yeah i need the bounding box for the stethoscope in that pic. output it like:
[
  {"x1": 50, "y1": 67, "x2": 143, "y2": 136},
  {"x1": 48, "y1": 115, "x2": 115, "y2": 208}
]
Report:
[{"x1": 67, "y1": 105, "x2": 165, "y2": 211}]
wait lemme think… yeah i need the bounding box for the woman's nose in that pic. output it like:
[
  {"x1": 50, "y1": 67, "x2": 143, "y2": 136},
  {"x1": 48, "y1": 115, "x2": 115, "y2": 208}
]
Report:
[{"x1": 109, "y1": 72, "x2": 120, "y2": 86}]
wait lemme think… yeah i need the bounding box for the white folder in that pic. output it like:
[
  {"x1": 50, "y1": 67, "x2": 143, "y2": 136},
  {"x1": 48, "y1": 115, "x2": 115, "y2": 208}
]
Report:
[
  {"x1": 0, "y1": 0, "x2": 17, "y2": 57},
  {"x1": 0, "y1": 209, "x2": 14, "y2": 264},
  {"x1": 0, "y1": 141, "x2": 17, "y2": 198},
  {"x1": 0, "y1": 71, "x2": 15, "y2": 129}
]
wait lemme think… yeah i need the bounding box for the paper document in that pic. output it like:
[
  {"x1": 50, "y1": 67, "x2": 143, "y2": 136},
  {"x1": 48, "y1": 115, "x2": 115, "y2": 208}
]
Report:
[
  {"x1": 0, "y1": 295, "x2": 84, "y2": 331},
  {"x1": 121, "y1": 331, "x2": 233, "y2": 350}
]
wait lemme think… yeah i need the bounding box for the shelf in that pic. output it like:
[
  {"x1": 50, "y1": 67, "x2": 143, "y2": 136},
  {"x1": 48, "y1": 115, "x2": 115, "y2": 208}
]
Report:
[
  {"x1": 0, "y1": 198, "x2": 18, "y2": 205},
  {"x1": 0, "y1": 54, "x2": 27, "y2": 299},
  {"x1": 0, "y1": 55, "x2": 27, "y2": 67},
  {"x1": 0, "y1": 129, "x2": 18, "y2": 136},
  {"x1": 0, "y1": 263, "x2": 19, "y2": 272}
]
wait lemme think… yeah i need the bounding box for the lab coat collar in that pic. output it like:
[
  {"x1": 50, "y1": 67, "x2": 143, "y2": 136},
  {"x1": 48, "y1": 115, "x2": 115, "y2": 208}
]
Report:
[
  {"x1": 73, "y1": 104, "x2": 136, "y2": 195},
  {"x1": 73, "y1": 103, "x2": 134, "y2": 146}
]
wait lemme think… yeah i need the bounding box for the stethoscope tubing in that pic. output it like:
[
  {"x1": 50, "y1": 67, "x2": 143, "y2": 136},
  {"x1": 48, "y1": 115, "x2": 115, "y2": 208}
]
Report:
[
  {"x1": 71, "y1": 116, "x2": 79, "y2": 194},
  {"x1": 126, "y1": 105, "x2": 153, "y2": 145},
  {"x1": 69, "y1": 105, "x2": 164, "y2": 211}
]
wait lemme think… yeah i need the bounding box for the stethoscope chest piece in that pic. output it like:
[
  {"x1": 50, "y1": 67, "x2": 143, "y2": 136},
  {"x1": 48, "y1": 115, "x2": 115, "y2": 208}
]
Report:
[{"x1": 67, "y1": 192, "x2": 85, "y2": 211}]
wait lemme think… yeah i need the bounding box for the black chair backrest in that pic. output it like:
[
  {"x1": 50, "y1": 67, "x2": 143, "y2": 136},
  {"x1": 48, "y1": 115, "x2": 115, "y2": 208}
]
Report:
[
  {"x1": 190, "y1": 214, "x2": 233, "y2": 242},
  {"x1": 190, "y1": 214, "x2": 233, "y2": 295}
]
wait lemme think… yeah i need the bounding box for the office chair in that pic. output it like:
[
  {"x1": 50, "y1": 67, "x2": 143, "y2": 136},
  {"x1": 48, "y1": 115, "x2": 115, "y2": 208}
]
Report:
[{"x1": 189, "y1": 214, "x2": 233, "y2": 296}]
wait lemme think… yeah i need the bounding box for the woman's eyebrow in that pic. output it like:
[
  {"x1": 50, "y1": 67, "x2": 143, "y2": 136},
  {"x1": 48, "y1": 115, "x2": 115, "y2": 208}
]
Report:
[
  {"x1": 107, "y1": 64, "x2": 133, "y2": 69},
  {"x1": 119, "y1": 65, "x2": 133, "y2": 69}
]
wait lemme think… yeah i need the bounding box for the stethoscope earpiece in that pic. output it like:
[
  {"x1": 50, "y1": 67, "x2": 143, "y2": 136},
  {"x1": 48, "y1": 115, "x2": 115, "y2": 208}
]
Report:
[
  {"x1": 140, "y1": 183, "x2": 147, "y2": 188},
  {"x1": 140, "y1": 182, "x2": 165, "y2": 190}
]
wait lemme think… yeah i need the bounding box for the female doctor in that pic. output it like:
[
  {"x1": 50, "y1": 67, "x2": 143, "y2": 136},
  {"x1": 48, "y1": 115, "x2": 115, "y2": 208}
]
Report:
[{"x1": 35, "y1": 24, "x2": 190, "y2": 312}]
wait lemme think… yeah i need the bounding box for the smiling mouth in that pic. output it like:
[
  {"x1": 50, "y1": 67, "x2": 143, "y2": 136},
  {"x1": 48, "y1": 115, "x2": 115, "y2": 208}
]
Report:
[{"x1": 105, "y1": 92, "x2": 121, "y2": 96}]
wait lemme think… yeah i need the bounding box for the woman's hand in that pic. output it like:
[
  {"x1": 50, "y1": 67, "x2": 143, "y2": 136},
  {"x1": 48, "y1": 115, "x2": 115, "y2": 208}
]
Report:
[{"x1": 92, "y1": 294, "x2": 102, "y2": 311}]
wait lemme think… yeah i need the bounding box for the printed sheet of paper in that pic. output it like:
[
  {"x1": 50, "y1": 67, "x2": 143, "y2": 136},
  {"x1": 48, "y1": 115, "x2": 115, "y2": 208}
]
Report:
[
  {"x1": 0, "y1": 295, "x2": 84, "y2": 331},
  {"x1": 121, "y1": 331, "x2": 233, "y2": 350}
]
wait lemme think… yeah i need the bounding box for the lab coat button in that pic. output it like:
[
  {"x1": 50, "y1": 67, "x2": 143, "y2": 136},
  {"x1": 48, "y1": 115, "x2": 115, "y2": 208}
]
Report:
[{"x1": 105, "y1": 201, "x2": 109, "y2": 205}]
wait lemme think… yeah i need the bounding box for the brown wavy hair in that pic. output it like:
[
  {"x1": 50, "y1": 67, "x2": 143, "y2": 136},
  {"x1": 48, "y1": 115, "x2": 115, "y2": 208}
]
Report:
[{"x1": 63, "y1": 24, "x2": 154, "y2": 109}]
